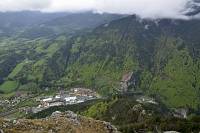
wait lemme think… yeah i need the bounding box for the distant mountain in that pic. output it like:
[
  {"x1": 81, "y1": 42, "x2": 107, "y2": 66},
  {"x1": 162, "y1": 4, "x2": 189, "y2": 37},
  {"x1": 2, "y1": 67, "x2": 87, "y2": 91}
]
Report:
[
  {"x1": 0, "y1": 11, "x2": 67, "y2": 36},
  {"x1": 19, "y1": 12, "x2": 124, "y2": 39},
  {"x1": 45, "y1": 12, "x2": 124, "y2": 28},
  {"x1": 0, "y1": 11, "x2": 66, "y2": 27},
  {"x1": 0, "y1": 11, "x2": 123, "y2": 38}
]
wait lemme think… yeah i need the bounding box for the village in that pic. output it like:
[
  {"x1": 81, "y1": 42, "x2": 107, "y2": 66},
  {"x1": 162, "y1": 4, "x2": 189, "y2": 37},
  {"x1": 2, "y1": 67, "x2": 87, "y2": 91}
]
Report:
[
  {"x1": 0, "y1": 88, "x2": 99, "y2": 117},
  {"x1": 32, "y1": 88, "x2": 99, "y2": 113}
]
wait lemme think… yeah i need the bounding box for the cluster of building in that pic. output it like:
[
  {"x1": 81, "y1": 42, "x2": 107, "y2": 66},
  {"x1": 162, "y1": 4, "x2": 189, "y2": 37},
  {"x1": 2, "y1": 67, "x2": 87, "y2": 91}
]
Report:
[
  {"x1": 0, "y1": 95, "x2": 25, "y2": 110},
  {"x1": 0, "y1": 92, "x2": 35, "y2": 117},
  {"x1": 32, "y1": 88, "x2": 98, "y2": 113},
  {"x1": 172, "y1": 108, "x2": 188, "y2": 119},
  {"x1": 0, "y1": 100, "x2": 10, "y2": 106},
  {"x1": 136, "y1": 96, "x2": 158, "y2": 105}
]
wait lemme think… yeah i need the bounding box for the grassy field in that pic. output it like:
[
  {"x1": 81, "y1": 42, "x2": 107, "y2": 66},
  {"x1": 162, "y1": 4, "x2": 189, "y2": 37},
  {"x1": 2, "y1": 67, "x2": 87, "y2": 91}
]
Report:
[
  {"x1": 46, "y1": 43, "x2": 61, "y2": 57},
  {"x1": 8, "y1": 61, "x2": 26, "y2": 79},
  {"x1": 0, "y1": 81, "x2": 18, "y2": 93}
]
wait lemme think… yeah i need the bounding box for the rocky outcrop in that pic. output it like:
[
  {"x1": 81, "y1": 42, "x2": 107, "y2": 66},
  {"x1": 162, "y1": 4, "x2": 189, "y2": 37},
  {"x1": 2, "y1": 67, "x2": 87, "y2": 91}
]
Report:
[
  {"x1": 120, "y1": 72, "x2": 134, "y2": 92},
  {"x1": 0, "y1": 111, "x2": 120, "y2": 133}
]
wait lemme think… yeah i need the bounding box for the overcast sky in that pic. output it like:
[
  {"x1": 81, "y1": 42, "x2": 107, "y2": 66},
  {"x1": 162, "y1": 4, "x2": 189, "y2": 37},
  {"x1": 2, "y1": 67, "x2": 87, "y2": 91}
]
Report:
[{"x1": 0, "y1": 0, "x2": 197, "y2": 19}]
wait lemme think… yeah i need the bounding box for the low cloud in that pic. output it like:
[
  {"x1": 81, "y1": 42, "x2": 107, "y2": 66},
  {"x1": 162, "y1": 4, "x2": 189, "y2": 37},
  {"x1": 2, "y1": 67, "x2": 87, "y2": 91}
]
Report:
[
  {"x1": 0, "y1": 0, "x2": 198, "y2": 19},
  {"x1": 94, "y1": 0, "x2": 189, "y2": 19},
  {"x1": 0, "y1": 0, "x2": 50, "y2": 11}
]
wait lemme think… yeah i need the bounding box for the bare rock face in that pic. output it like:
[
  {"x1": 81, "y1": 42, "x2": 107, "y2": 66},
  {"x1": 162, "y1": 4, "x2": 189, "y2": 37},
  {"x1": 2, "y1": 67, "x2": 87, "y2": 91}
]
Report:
[{"x1": 0, "y1": 111, "x2": 120, "y2": 133}]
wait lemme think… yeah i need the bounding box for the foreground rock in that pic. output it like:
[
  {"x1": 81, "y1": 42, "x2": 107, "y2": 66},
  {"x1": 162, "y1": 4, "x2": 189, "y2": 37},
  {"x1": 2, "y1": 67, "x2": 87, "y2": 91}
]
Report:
[{"x1": 0, "y1": 111, "x2": 119, "y2": 133}]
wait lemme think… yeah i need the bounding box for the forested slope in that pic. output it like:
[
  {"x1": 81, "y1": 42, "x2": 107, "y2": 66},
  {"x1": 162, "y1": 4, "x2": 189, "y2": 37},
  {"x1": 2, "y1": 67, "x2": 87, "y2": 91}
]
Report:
[{"x1": 1, "y1": 14, "x2": 200, "y2": 110}]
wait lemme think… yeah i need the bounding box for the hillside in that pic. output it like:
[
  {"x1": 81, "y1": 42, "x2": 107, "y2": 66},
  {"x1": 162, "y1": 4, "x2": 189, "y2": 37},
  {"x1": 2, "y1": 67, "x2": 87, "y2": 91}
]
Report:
[
  {"x1": 1, "y1": 14, "x2": 200, "y2": 110},
  {"x1": 0, "y1": 12, "x2": 123, "y2": 95},
  {"x1": 51, "y1": 15, "x2": 200, "y2": 110}
]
